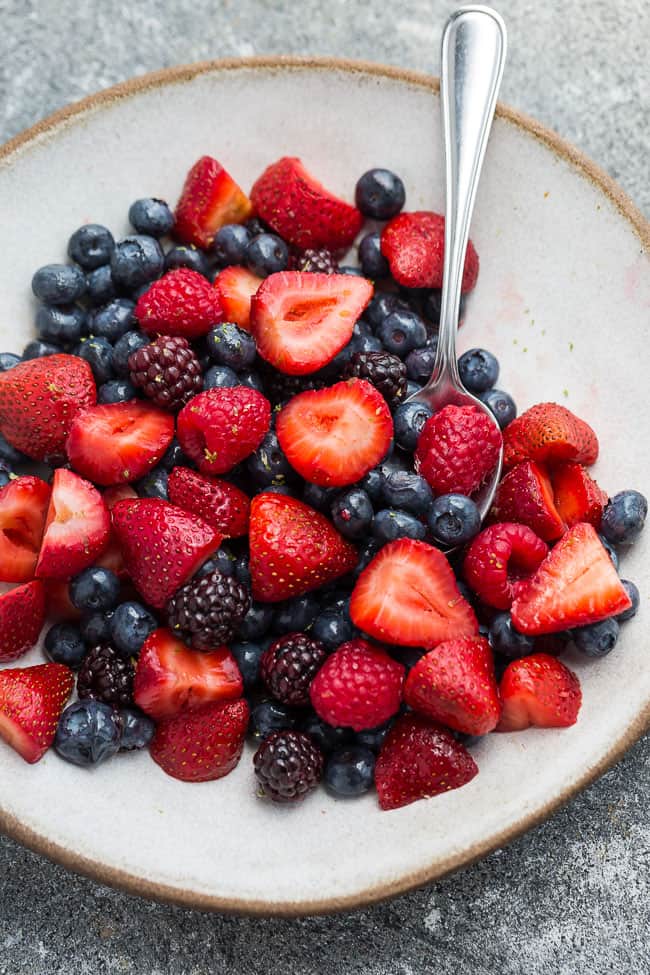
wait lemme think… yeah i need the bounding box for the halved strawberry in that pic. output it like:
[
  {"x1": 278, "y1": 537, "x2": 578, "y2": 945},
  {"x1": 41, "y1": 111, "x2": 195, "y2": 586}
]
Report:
[
  {"x1": 150, "y1": 698, "x2": 249, "y2": 782},
  {"x1": 133, "y1": 628, "x2": 243, "y2": 720},
  {"x1": 250, "y1": 157, "x2": 363, "y2": 251},
  {"x1": 174, "y1": 155, "x2": 252, "y2": 249},
  {"x1": 503, "y1": 402, "x2": 599, "y2": 470},
  {"x1": 552, "y1": 462, "x2": 608, "y2": 529},
  {"x1": 496, "y1": 653, "x2": 581, "y2": 731},
  {"x1": 111, "y1": 499, "x2": 222, "y2": 608},
  {"x1": 35, "y1": 469, "x2": 110, "y2": 580},
  {"x1": 95, "y1": 485, "x2": 138, "y2": 577},
  {"x1": 0, "y1": 663, "x2": 74, "y2": 763},
  {"x1": 250, "y1": 272, "x2": 373, "y2": 375},
  {"x1": 350, "y1": 538, "x2": 478, "y2": 648},
  {"x1": 511, "y1": 522, "x2": 632, "y2": 634},
  {"x1": 276, "y1": 379, "x2": 393, "y2": 487},
  {"x1": 168, "y1": 466, "x2": 250, "y2": 538},
  {"x1": 66, "y1": 400, "x2": 175, "y2": 486},
  {"x1": 0, "y1": 476, "x2": 51, "y2": 583},
  {"x1": 249, "y1": 493, "x2": 357, "y2": 602},
  {"x1": 490, "y1": 461, "x2": 565, "y2": 542},
  {"x1": 213, "y1": 266, "x2": 262, "y2": 331},
  {"x1": 380, "y1": 211, "x2": 479, "y2": 292},
  {"x1": 0, "y1": 581, "x2": 46, "y2": 663}
]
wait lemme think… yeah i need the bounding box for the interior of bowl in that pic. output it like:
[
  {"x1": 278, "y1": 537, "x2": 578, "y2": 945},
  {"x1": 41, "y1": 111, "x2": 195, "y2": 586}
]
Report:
[{"x1": 0, "y1": 60, "x2": 648, "y2": 915}]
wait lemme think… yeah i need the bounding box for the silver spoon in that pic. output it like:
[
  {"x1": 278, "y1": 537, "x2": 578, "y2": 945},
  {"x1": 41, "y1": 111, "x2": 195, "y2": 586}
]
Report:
[{"x1": 408, "y1": 5, "x2": 507, "y2": 521}]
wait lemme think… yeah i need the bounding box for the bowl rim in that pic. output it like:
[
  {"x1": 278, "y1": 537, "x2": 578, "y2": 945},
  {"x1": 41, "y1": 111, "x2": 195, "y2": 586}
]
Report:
[{"x1": 0, "y1": 55, "x2": 648, "y2": 918}]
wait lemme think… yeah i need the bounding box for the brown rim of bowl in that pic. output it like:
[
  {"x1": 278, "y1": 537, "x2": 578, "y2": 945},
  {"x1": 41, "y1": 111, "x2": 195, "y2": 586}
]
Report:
[{"x1": 0, "y1": 56, "x2": 648, "y2": 919}]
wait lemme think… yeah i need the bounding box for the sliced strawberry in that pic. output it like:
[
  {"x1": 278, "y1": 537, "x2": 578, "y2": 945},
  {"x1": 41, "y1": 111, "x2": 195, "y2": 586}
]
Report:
[
  {"x1": 94, "y1": 485, "x2": 139, "y2": 577},
  {"x1": 490, "y1": 461, "x2": 565, "y2": 542},
  {"x1": 375, "y1": 713, "x2": 478, "y2": 811},
  {"x1": 168, "y1": 466, "x2": 250, "y2": 538},
  {"x1": 174, "y1": 155, "x2": 252, "y2": 249},
  {"x1": 0, "y1": 476, "x2": 51, "y2": 583},
  {"x1": 134, "y1": 628, "x2": 243, "y2": 720},
  {"x1": 552, "y1": 462, "x2": 608, "y2": 529},
  {"x1": 380, "y1": 211, "x2": 479, "y2": 292},
  {"x1": 0, "y1": 663, "x2": 74, "y2": 763},
  {"x1": 213, "y1": 266, "x2": 262, "y2": 331},
  {"x1": 463, "y1": 523, "x2": 549, "y2": 610},
  {"x1": 249, "y1": 493, "x2": 357, "y2": 602},
  {"x1": 111, "y1": 499, "x2": 221, "y2": 608},
  {"x1": 66, "y1": 400, "x2": 175, "y2": 486},
  {"x1": 250, "y1": 157, "x2": 363, "y2": 251},
  {"x1": 250, "y1": 272, "x2": 373, "y2": 375},
  {"x1": 135, "y1": 268, "x2": 224, "y2": 339},
  {"x1": 350, "y1": 538, "x2": 478, "y2": 648},
  {"x1": 0, "y1": 581, "x2": 46, "y2": 663},
  {"x1": 150, "y1": 698, "x2": 249, "y2": 783},
  {"x1": 276, "y1": 379, "x2": 393, "y2": 487},
  {"x1": 496, "y1": 653, "x2": 581, "y2": 731},
  {"x1": 43, "y1": 580, "x2": 81, "y2": 622},
  {"x1": 35, "y1": 469, "x2": 110, "y2": 580},
  {"x1": 503, "y1": 402, "x2": 599, "y2": 470},
  {"x1": 511, "y1": 522, "x2": 632, "y2": 634}
]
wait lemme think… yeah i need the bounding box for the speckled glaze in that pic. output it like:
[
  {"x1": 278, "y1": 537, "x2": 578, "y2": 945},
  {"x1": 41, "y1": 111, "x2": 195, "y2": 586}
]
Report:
[{"x1": 0, "y1": 59, "x2": 648, "y2": 916}]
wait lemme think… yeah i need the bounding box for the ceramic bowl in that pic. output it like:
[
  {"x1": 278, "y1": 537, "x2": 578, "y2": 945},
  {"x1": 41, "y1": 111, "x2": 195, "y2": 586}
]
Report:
[{"x1": 0, "y1": 58, "x2": 648, "y2": 916}]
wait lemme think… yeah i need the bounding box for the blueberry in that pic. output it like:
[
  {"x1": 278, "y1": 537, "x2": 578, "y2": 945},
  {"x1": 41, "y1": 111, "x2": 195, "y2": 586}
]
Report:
[
  {"x1": 373, "y1": 508, "x2": 426, "y2": 544},
  {"x1": 424, "y1": 290, "x2": 466, "y2": 326},
  {"x1": 88, "y1": 298, "x2": 136, "y2": 343},
  {"x1": 44, "y1": 623, "x2": 88, "y2": 669},
  {"x1": 246, "y1": 233, "x2": 289, "y2": 277},
  {"x1": 488, "y1": 612, "x2": 535, "y2": 658},
  {"x1": 600, "y1": 490, "x2": 647, "y2": 545},
  {"x1": 130, "y1": 283, "x2": 153, "y2": 302},
  {"x1": 230, "y1": 641, "x2": 265, "y2": 689},
  {"x1": 338, "y1": 266, "x2": 365, "y2": 277},
  {"x1": 302, "y1": 482, "x2": 337, "y2": 512},
  {"x1": 358, "y1": 232, "x2": 389, "y2": 279},
  {"x1": 0, "y1": 353, "x2": 21, "y2": 372},
  {"x1": 598, "y1": 534, "x2": 619, "y2": 571},
  {"x1": 380, "y1": 469, "x2": 433, "y2": 517},
  {"x1": 390, "y1": 646, "x2": 426, "y2": 669},
  {"x1": 617, "y1": 580, "x2": 640, "y2": 622},
  {"x1": 159, "y1": 437, "x2": 190, "y2": 471},
  {"x1": 377, "y1": 309, "x2": 428, "y2": 358},
  {"x1": 478, "y1": 388, "x2": 517, "y2": 429},
  {"x1": 574, "y1": 618, "x2": 620, "y2": 658},
  {"x1": 237, "y1": 369, "x2": 265, "y2": 393},
  {"x1": 203, "y1": 364, "x2": 239, "y2": 389},
  {"x1": 353, "y1": 319, "x2": 373, "y2": 338},
  {"x1": 325, "y1": 745, "x2": 376, "y2": 797},
  {"x1": 32, "y1": 263, "x2": 86, "y2": 305},
  {"x1": 55, "y1": 700, "x2": 121, "y2": 766},
  {"x1": 301, "y1": 713, "x2": 352, "y2": 753},
  {"x1": 69, "y1": 567, "x2": 121, "y2": 613},
  {"x1": 364, "y1": 293, "x2": 410, "y2": 332},
  {"x1": 97, "y1": 379, "x2": 136, "y2": 404},
  {"x1": 136, "y1": 466, "x2": 169, "y2": 499},
  {"x1": 164, "y1": 244, "x2": 211, "y2": 277},
  {"x1": 233, "y1": 554, "x2": 251, "y2": 587},
  {"x1": 110, "y1": 601, "x2": 158, "y2": 657},
  {"x1": 360, "y1": 467, "x2": 384, "y2": 503},
  {"x1": 393, "y1": 401, "x2": 434, "y2": 451},
  {"x1": 110, "y1": 235, "x2": 164, "y2": 290},
  {"x1": 353, "y1": 538, "x2": 382, "y2": 579},
  {"x1": 356, "y1": 333, "x2": 383, "y2": 354},
  {"x1": 73, "y1": 337, "x2": 114, "y2": 384},
  {"x1": 405, "y1": 342, "x2": 437, "y2": 383},
  {"x1": 118, "y1": 708, "x2": 156, "y2": 750},
  {"x1": 428, "y1": 494, "x2": 481, "y2": 547},
  {"x1": 331, "y1": 488, "x2": 374, "y2": 540},
  {"x1": 85, "y1": 264, "x2": 117, "y2": 306},
  {"x1": 249, "y1": 700, "x2": 297, "y2": 741},
  {"x1": 355, "y1": 720, "x2": 392, "y2": 751},
  {"x1": 128, "y1": 198, "x2": 174, "y2": 237},
  {"x1": 311, "y1": 608, "x2": 356, "y2": 649},
  {"x1": 199, "y1": 546, "x2": 237, "y2": 578},
  {"x1": 79, "y1": 611, "x2": 114, "y2": 647},
  {"x1": 111, "y1": 330, "x2": 149, "y2": 377},
  {"x1": 0, "y1": 468, "x2": 12, "y2": 487},
  {"x1": 458, "y1": 348, "x2": 499, "y2": 393},
  {"x1": 238, "y1": 601, "x2": 274, "y2": 640},
  {"x1": 213, "y1": 224, "x2": 252, "y2": 265},
  {"x1": 207, "y1": 323, "x2": 256, "y2": 370},
  {"x1": 272, "y1": 595, "x2": 320, "y2": 634},
  {"x1": 36, "y1": 304, "x2": 86, "y2": 345},
  {"x1": 246, "y1": 430, "x2": 294, "y2": 487},
  {"x1": 22, "y1": 339, "x2": 62, "y2": 360},
  {"x1": 68, "y1": 224, "x2": 115, "y2": 270},
  {"x1": 355, "y1": 168, "x2": 405, "y2": 219},
  {"x1": 0, "y1": 431, "x2": 27, "y2": 466}
]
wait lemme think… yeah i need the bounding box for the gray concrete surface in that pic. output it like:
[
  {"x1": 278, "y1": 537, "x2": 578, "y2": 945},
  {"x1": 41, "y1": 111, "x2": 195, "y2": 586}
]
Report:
[{"x1": 0, "y1": 1, "x2": 648, "y2": 972}]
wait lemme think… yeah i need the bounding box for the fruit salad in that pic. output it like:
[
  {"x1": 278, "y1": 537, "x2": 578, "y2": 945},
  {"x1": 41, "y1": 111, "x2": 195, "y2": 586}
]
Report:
[{"x1": 0, "y1": 155, "x2": 645, "y2": 810}]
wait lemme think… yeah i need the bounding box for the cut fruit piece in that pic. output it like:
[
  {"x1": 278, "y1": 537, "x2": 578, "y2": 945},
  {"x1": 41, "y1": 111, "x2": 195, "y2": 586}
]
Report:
[
  {"x1": 489, "y1": 460, "x2": 565, "y2": 542},
  {"x1": 496, "y1": 653, "x2": 582, "y2": 731},
  {"x1": 0, "y1": 476, "x2": 51, "y2": 583},
  {"x1": 503, "y1": 402, "x2": 599, "y2": 470},
  {"x1": 463, "y1": 522, "x2": 548, "y2": 610},
  {"x1": 213, "y1": 266, "x2": 263, "y2": 331},
  {"x1": 174, "y1": 155, "x2": 252, "y2": 248},
  {"x1": 552, "y1": 462, "x2": 608, "y2": 529},
  {"x1": 0, "y1": 663, "x2": 74, "y2": 763},
  {"x1": 150, "y1": 698, "x2": 249, "y2": 783},
  {"x1": 167, "y1": 466, "x2": 250, "y2": 538},
  {"x1": 380, "y1": 211, "x2": 479, "y2": 292},
  {"x1": 35, "y1": 469, "x2": 110, "y2": 580},
  {"x1": 95, "y1": 485, "x2": 139, "y2": 578},
  {"x1": 0, "y1": 581, "x2": 46, "y2": 663}
]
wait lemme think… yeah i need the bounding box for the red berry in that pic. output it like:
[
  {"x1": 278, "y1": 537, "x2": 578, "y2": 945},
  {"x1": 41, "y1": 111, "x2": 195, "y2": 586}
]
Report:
[
  {"x1": 415, "y1": 403, "x2": 502, "y2": 497},
  {"x1": 380, "y1": 211, "x2": 479, "y2": 292},
  {"x1": 151, "y1": 698, "x2": 249, "y2": 783},
  {"x1": 174, "y1": 155, "x2": 252, "y2": 249},
  {"x1": 0, "y1": 581, "x2": 46, "y2": 663},
  {"x1": 167, "y1": 466, "x2": 250, "y2": 538},
  {"x1": 503, "y1": 402, "x2": 599, "y2": 470},
  {"x1": 489, "y1": 460, "x2": 565, "y2": 542},
  {"x1": 213, "y1": 266, "x2": 263, "y2": 332},
  {"x1": 497, "y1": 653, "x2": 582, "y2": 731},
  {"x1": 135, "y1": 268, "x2": 224, "y2": 339},
  {"x1": 0, "y1": 663, "x2": 74, "y2": 763},
  {"x1": 35, "y1": 469, "x2": 111, "y2": 580},
  {"x1": 0, "y1": 476, "x2": 51, "y2": 583},
  {"x1": 177, "y1": 386, "x2": 271, "y2": 476},
  {"x1": 463, "y1": 522, "x2": 549, "y2": 610}
]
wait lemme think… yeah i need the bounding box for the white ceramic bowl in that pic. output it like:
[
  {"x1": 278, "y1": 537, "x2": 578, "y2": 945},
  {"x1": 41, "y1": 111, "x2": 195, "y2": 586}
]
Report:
[{"x1": 0, "y1": 58, "x2": 648, "y2": 916}]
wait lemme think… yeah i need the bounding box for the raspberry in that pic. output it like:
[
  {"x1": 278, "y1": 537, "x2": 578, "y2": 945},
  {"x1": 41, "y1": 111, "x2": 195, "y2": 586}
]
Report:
[
  {"x1": 166, "y1": 569, "x2": 251, "y2": 650},
  {"x1": 343, "y1": 350, "x2": 407, "y2": 406},
  {"x1": 253, "y1": 730, "x2": 324, "y2": 802},
  {"x1": 135, "y1": 268, "x2": 223, "y2": 339},
  {"x1": 309, "y1": 639, "x2": 405, "y2": 732},
  {"x1": 260, "y1": 632, "x2": 328, "y2": 707},
  {"x1": 463, "y1": 522, "x2": 549, "y2": 610},
  {"x1": 128, "y1": 335, "x2": 202, "y2": 411},
  {"x1": 290, "y1": 248, "x2": 338, "y2": 274},
  {"x1": 415, "y1": 404, "x2": 502, "y2": 496},
  {"x1": 176, "y1": 386, "x2": 271, "y2": 475},
  {"x1": 77, "y1": 644, "x2": 135, "y2": 707}
]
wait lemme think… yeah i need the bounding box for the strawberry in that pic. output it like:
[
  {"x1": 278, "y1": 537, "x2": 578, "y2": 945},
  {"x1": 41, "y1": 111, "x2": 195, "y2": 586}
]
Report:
[
  {"x1": 250, "y1": 157, "x2": 363, "y2": 251},
  {"x1": 404, "y1": 637, "x2": 501, "y2": 735},
  {"x1": 0, "y1": 353, "x2": 96, "y2": 462},
  {"x1": 213, "y1": 266, "x2": 262, "y2": 331},
  {"x1": 135, "y1": 268, "x2": 224, "y2": 339},
  {"x1": 133, "y1": 628, "x2": 243, "y2": 720},
  {"x1": 349, "y1": 538, "x2": 478, "y2": 647},
  {"x1": 496, "y1": 653, "x2": 581, "y2": 731},
  {"x1": 249, "y1": 493, "x2": 357, "y2": 602},
  {"x1": 95, "y1": 485, "x2": 139, "y2": 577},
  {"x1": 176, "y1": 386, "x2": 271, "y2": 476},
  {"x1": 380, "y1": 211, "x2": 479, "y2": 292},
  {"x1": 66, "y1": 400, "x2": 174, "y2": 486},
  {"x1": 0, "y1": 663, "x2": 74, "y2": 763},
  {"x1": 0, "y1": 581, "x2": 46, "y2": 663},
  {"x1": 503, "y1": 402, "x2": 599, "y2": 470},
  {"x1": 375, "y1": 714, "x2": 478, "y2": 811},
  {"x1": 0, "y1": 476, "x2": 51, "y2": 583},
  {"x1": 276, "y1": 379, "x2": 393, "y2": 487},
  {"x1": 250, "y1": 272, "x2": 373, "y2": 375},
  {"x1": 43, "y1": 580, "x2": 81, "y2": 622},
  {"x1": 150, "y1": 698, "x2": 249, "y2": 782},
  {"x1": 511, "y1": 522, "x2": 632, "y2": 634},
  {"x1": 489, "y1": 460, "x2": 565, "y2": 542},
  {"x1": 309, "y1": 639, "x2": 405, "y2": 731},
  {"x1": 415, "y1": 404, "x2": 502, "y2": 497},
  {"x1": 552, "y1": 462, "x2": 608, "y2": 529},
  {"x1": 174, "y1": 155, "x2": 252, "y2": 249},
  {"x1": 463, "y1": 522, "x2": 549, "y2": 610},
  {"x1": 35, "y1": 469, "x2": 110, "y2": 580},
  {"x1": 168, "y1": 466, "x2": 250, "y2": 538}
]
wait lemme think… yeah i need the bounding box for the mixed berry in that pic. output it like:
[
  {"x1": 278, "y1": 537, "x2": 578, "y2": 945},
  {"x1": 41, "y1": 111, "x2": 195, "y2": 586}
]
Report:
[{"x1": 0, "y1": 153, "x2": 645, "y2": 812}]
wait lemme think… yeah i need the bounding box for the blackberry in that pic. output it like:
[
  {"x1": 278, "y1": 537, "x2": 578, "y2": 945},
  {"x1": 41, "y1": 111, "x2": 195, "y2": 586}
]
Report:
[
  {"x1": 166, "y1": 569, "x2": 251, "y2": 650},
  {"x1": 253, "y1": 730, "x2": 324, "y2": 802},
  {"x1": 77, "y1": 643, "x2": 135, "y2": 707},
  {"x1": 260, "y1": 632, "x2": 328, "y2": 707},
  {"x1": 262, "y1": 366, "x2": 323, "y2": 405},
  {"x1": 128, "y1": 335, "x2": 202, "y2": 410},
  {"x1": 290, "y1": 248, "x2": 338, "y2": 274},
  {"x1": 343, "y1": 350, "x2": 407, "y2": 405}
]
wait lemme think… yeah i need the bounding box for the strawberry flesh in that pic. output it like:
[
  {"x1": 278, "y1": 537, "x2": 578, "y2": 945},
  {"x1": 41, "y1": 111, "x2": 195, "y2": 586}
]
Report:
[
  {"x1": 0, "y1": 581, "x2": 46, "y2": 663},
  {"x1": 150, "y1": 698, "x2": 249, "y2": 783},
  {"x1": 35, "y1": 468, "x2": 110, "y2": 580},
  {"x1": 503, "y1": 402, "x2": 599, "y2": 470},
  {"x1": 213, "y1": 266, "x2": 262, "y2": 331},
  {"x1": 496, "y1": 653, "x2": 582, "y2": 731},
  {"x1": 552, "y1": 462, "x2": 608, "y2": 529},
  {"x1": 0, "y1": 476, "x2": 51, "y2": 583},
  {"x1": 168, "y1": 466, "x2": 250, "y2": 538},
  {"x1": 380, "y1": 211, "x2": 479, "y2": 292},
  {"x1": 174, "y1": 155, "x2": 252, "y2": 249},
  {"x1": 0, "y1": 663, "x2": 74, "y2": 763},
  {"x1": 489, "y1": 460, "x2": 565, "y2": 542}
]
